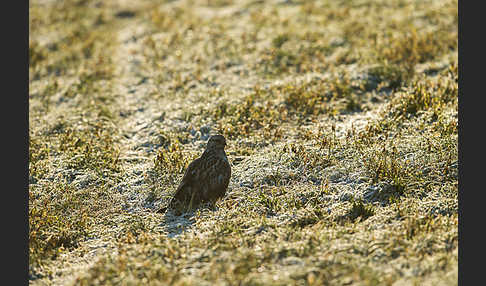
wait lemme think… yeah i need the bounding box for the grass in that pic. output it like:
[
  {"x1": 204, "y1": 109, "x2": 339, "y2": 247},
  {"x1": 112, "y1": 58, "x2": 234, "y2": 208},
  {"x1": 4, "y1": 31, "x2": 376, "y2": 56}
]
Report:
[{"x1": 29, "y1": 0, "x2": 457, "y2": 285}]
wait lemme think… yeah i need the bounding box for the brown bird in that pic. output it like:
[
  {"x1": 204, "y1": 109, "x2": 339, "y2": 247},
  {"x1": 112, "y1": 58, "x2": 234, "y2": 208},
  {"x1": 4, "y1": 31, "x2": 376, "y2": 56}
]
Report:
[{"x1": 158, "y1": 134, "x2": 231, "y2": 213}]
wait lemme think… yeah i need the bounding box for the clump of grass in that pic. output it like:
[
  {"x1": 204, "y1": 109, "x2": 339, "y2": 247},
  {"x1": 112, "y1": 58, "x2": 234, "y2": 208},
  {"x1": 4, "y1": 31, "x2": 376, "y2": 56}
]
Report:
[
  {"x1": 281, "y1": 142, "x2": 334, "y2": 171},
  {"x1": 209, "y1": 88, "x2": 285, "y2": 139},
  {"x1": 366, "y1": 64, "x2": 410, "y2": 90},
  {"x1": 362, "y1": 142, "x2": 406, "y2": 186},
  {"x1": 29, "y1": 40, "x2": 47, "y2": 67},
  {"x1": 272, "y1": 33, "x2": 290, "y2": 49},
  {"x1": 207, "y1": 73, "x2": 365, "y2": 136},
  {"x1": 206, "y1": 0, "x2": 234, "y2": 7},
  {"x1": 29, "y1": 136, "x2": 51, "y2": 181},
  {"x1": 345, "y1": 198, "x2": 375, "y2": 222},
  {"x1": 282, "y1": 73, "x2": 365, "y2": 117},
  {"x1": 376, "y1": 28, "x2": 456, "y2": 75},
  {"x1": 57, "y1": 122, "x2": 120, "y2": 172},
  {"x1": 29, "y1": 183, "x2": 91, "y2": 269},
  {"x1": 390, "y1": 68, "x2": 458, "y2": 119},
  {"x1": 153, "y1": 141, "x2": 196, "y2": 174}
]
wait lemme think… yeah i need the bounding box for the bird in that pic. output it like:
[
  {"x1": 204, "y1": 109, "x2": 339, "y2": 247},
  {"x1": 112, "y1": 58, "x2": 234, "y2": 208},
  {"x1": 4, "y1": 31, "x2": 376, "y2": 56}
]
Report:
[{"x1": 158, "y1": 134, "x2": 231, "y2": 214}]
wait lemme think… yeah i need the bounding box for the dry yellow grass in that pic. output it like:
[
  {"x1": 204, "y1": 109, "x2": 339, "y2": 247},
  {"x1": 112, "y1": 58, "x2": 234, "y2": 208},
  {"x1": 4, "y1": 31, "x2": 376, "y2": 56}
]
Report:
[{"x1": 29, "y1": 0, "x2": 457, "y2": 285}]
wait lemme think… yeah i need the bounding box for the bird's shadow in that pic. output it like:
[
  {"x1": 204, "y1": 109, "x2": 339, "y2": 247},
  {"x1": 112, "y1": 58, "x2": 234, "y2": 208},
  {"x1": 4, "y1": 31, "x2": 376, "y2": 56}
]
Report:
[
  {"x1": 157, "y1": 203, "x2": 217, "y2": 238},
  {"x1": 159, "y1": 209, "x2": 196, "y2": 238}
]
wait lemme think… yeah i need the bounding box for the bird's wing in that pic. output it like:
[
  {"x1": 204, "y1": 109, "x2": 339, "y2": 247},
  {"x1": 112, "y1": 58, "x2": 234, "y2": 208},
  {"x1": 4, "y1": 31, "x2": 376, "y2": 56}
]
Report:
[
  {"x1": 164, "y1": 151, "x2": 231, "y2": 212},
  {"x1": 213, "y1": 157, "x2": 231, "y2": 188},
  {"x1": 157, "y1": 157, "x2": 207, "y2": 213},
  {"x1": 195, "y1": 154, "x2": 231, "y2": 201},
  {"x1": 172, "y1": 157, "x2": 204, "y2": 201}
]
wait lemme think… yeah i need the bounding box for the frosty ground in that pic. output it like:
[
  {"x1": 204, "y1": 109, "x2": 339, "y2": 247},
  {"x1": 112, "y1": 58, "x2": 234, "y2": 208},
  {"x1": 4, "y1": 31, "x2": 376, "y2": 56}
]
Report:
[{"x1": 29, "y1": 0, "x2": 458, "y2": 285}]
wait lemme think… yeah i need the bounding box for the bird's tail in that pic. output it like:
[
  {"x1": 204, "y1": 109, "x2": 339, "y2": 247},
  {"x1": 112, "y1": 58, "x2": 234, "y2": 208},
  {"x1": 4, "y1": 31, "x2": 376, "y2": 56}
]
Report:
[
  {"x1": 155, "y1": 195, "x2": 176, "y2": 214},
  {"x1": 156, "y1": 192, "x2": 197, "y2": 214}
]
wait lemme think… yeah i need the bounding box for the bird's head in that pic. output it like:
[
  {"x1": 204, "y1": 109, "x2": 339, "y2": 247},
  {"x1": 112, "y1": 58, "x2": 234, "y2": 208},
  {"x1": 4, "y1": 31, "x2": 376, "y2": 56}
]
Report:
[{"x1": 207, "y1": 134, "x2": 227, "y2": 149}]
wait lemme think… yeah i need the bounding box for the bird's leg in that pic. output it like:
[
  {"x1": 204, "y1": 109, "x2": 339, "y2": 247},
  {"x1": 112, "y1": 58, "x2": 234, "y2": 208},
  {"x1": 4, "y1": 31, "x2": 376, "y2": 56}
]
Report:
[{"x1": 187, "y1": 192, "x2": 197, "y2": 211}]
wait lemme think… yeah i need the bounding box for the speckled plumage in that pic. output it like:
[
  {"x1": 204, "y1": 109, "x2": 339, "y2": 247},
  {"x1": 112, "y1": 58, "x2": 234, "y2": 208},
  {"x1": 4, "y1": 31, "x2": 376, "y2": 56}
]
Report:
[{"x1": 158, "y1": 135, "x2": 231, "y2": 213}]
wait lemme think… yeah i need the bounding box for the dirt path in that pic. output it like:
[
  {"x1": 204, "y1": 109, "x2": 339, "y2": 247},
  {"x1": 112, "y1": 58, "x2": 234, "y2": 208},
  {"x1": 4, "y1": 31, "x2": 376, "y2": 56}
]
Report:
[
  {"x1": 111, "y1": 18, "x2": 162, "y2": 212},
  {"x1": 37, "y1": 10, "x2": 163, "y2": 285}
]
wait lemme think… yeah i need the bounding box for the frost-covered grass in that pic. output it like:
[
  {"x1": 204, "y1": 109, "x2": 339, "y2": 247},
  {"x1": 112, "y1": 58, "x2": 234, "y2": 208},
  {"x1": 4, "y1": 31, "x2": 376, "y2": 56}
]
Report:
[{"x1": 29, "y1": 0, "x2": 457, "y2": 285}]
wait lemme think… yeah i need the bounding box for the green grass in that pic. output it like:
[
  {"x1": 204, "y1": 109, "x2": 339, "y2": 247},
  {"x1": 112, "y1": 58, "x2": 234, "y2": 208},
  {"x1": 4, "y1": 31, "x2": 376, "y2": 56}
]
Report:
[{"x1": 29, "y1": 0, "x2": 458, "y2": 284}]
